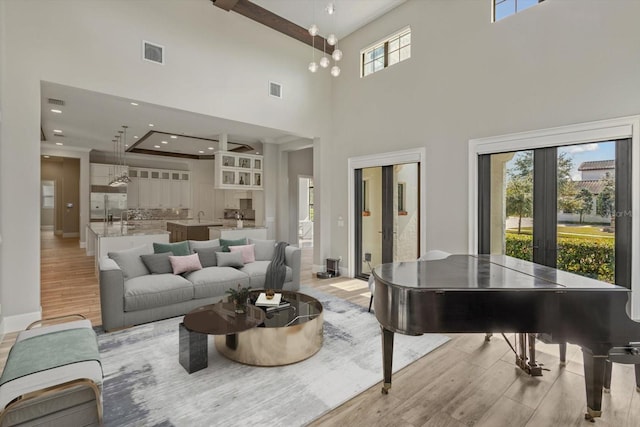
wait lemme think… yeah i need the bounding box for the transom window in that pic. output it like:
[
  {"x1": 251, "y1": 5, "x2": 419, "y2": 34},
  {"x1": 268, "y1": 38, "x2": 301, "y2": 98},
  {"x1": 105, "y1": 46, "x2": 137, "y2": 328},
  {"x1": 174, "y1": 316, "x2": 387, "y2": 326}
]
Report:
[
  {"x1": 361, "y1": 27, "x2": 411, "y2": 77},
  {"x1": 493, "y1": 0, "x2": 545, "y2": 22}
]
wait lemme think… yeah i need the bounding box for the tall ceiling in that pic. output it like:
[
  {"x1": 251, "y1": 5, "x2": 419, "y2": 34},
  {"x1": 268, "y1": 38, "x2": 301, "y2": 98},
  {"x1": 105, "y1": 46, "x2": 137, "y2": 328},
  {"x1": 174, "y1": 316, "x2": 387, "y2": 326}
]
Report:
[{"x1": 40, "y1": 1, "x2": 406, "y2": 158}]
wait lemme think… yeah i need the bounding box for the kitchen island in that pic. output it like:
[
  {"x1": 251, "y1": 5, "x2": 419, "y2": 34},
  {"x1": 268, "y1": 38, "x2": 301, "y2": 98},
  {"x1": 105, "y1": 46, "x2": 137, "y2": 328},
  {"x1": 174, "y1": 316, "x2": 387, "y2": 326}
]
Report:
[
  {"x1": 166, "y1": 220, "x2": 223, "y2": 243},
  {"x1": 86, "y1": 221, "x2": 169, "y2": 270},
  {"x1": 208, "y1": 226, "x2": 268, "y2": 241}
]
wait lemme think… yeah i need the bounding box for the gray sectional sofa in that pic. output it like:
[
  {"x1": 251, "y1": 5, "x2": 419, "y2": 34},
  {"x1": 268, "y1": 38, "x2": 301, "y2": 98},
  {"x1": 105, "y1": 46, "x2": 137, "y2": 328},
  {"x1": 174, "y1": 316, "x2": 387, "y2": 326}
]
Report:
[{"x1": 99, "y1": 238, "x2": 301, "y2": 331}]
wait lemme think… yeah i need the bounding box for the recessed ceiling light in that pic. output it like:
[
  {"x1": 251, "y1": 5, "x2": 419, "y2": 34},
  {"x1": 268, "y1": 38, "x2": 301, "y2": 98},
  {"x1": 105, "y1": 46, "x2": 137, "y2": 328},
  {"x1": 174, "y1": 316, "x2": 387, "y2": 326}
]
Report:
[
  {"x1": 130, "y1": 102, "x2": 139, "y2": 106},
  {"x1": 256, "y1": 152, "x2": 260, "y2": 155},
  {"x1": 43, "y1": 155, "x2": 50, "y2": 159},
  {"x1": 55, "y1": 142, "x2": 63, "y2": 146},
  {"x1": 198, "y1": 150, "x2": 204, "y2": 154},
  {"x1": 51, "y1": 109, "x2": 62, "y2": 114},
  {"x1": 125, "y1": 144, "x2": 129, "y2": 147},
  {"x1": 161, "y1": 141, "x2": 168, "y2": 144},
  {"x1": 154, "y1": 145, "x2": 160, "y2": 148},
  {"x1": 53, "y1": 129, "x2": 63, "y2": 133},
  {"x1": 170, "y1": 135, "x2": 177, "y2": 139},
  {"x1": 134, "y1": 136, "x2": 139, "y2": 139},
  {"x1": 149, "y1": 123, "x2": 154, "y2": 127},
  {"x1": 208, "y1": 147, "x2": 214, "y2": 150}
]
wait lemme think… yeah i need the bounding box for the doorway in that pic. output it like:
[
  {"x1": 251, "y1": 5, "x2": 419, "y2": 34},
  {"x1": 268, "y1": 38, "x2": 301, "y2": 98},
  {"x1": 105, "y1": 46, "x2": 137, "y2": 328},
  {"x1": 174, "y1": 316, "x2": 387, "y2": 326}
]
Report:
[
  {"x1": 298, "y1": 176, "x2": 314, "y2": 248},
  {"x1": 354, "y1": 163, "x2": 420, "y2": 279},
  {"x1": 478, "y1": 139, "x2": 631, "y2": 288}
]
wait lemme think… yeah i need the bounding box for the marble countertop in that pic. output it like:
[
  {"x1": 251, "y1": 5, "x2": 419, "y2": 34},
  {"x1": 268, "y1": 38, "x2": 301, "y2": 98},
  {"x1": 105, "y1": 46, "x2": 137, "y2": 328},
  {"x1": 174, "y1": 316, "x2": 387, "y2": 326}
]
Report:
[
  {"x1": 88, "y1": 222, "x2": 170, "y2": 237},
  {"x1": 208, "y1": 226, "x2": 267, "y2": 231},
  {"x1": 166, "y1": 220, "x2": 224, "y2": 227}
]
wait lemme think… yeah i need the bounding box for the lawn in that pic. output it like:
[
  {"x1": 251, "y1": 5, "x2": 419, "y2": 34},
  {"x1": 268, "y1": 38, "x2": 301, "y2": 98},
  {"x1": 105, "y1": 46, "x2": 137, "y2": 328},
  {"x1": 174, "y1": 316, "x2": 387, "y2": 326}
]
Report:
[{"x1": 507, "y1": 225, "x2": 614, "y2": 240}]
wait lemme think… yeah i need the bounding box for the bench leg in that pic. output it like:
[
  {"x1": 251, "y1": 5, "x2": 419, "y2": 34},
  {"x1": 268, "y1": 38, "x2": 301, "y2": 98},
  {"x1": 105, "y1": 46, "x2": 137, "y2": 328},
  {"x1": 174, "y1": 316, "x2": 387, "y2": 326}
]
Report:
[{"x1": 179, "y1": 323, "x2": 208, "y2": 374}]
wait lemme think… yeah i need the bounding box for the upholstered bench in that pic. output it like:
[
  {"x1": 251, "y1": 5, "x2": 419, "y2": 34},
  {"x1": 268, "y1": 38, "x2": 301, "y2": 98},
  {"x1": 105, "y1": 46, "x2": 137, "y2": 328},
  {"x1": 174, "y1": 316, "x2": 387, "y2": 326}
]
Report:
[{"x1": 0, "y1": 315, "x2": 103, "y2": 427}]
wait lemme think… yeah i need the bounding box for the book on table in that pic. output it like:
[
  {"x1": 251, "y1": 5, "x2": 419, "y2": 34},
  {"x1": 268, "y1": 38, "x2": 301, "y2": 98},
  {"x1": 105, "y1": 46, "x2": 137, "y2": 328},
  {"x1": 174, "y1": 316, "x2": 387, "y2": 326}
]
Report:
[{"x1": 255, "y1": 292, "x2": 282, "y2": 306}]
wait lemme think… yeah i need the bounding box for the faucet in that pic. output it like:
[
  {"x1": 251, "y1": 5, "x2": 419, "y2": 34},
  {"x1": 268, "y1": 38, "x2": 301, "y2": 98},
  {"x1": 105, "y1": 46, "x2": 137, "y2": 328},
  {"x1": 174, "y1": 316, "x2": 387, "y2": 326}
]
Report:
[
  {"x1": 120, "y1": 211, "x2": 127, "y2": 234},
  {"x1": 197, "y1": 211, "x2": 205, "y2": 223}
]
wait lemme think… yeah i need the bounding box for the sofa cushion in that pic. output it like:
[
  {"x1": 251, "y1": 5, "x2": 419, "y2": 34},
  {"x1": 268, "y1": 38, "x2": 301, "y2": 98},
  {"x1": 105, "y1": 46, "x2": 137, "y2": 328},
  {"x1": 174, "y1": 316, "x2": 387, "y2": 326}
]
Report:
[
  {"x1": 194, "y1": 246, "x2": 221, "y2": 267},
  {"x1": 108, "y1": 245, "x2": 151, "y2": 280},
  {"x1": 220, "y1": 238, "x2": 247, "y2": 252},
  {"x1": 216, "y1": 251, "x2": 244, "y2": 268},
  {"x1": 248, "y1": 238, "x2": 276, "y2": 261},
  {"x1": 188, "y1": 239, "x2": 221, "y2": 254},
  {"x1": 229, "y1": 244, "x2": 256, "y2": 264},
  {"x1": 240, "y1": 261, "x2": 292, "y2": 288},
  {"x1": 153, "y1": 241, "x2": 190, "y2": 256},
  {"x1": 169, "y1": 254, "x2": 203, "y2": 275},
  {"x1": 140, "y1": 252, "x2": 173, "y2": 274},
  {"x1": 124, "y1": 274, "x2": 194, "y2": 312},
  {"x1": 185, "y1": 267, "x2": 250, "y2": 299}
]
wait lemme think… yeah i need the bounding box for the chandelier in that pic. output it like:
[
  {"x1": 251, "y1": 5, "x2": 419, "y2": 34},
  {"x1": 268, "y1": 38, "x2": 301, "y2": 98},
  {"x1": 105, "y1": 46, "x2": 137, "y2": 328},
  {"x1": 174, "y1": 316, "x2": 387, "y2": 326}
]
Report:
[
  {"x1": 109, "y1": 125, "x2": 132, "y2": 187},
  {"x1": 308, "y1": 1, "x2": 342, "y2": 77}
]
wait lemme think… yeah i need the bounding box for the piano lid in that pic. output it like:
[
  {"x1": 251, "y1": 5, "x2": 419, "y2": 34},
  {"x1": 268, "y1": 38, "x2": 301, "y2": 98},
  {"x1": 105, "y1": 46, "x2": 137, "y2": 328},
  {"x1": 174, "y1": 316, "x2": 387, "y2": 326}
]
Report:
[{"x1": 373, "y1": 255, "x2": 629, "y2": 292}]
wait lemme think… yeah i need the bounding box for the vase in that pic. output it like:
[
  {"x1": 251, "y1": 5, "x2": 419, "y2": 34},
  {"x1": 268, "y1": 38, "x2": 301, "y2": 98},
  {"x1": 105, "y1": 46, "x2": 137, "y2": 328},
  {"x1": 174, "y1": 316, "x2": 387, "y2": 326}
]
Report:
[{"x1": 234, "y1": 303, "x2": 246, "y2": 314}]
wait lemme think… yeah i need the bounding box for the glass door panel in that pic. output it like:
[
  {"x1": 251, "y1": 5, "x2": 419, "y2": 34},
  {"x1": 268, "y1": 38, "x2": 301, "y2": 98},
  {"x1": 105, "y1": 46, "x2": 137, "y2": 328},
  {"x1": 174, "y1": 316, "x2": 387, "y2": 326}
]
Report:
[
  {"x1": 392, "y1": 163, "x2": 419, "y2": 262},
  {"x1": 361, "y1": 167, "x2": 382, "y2": 276},
  {"x1": 489, "y1": 150, "x2": 534, "y2": 261},
  {"x1": 557, "y1": 142, "x2": 616, "y2": 283}
]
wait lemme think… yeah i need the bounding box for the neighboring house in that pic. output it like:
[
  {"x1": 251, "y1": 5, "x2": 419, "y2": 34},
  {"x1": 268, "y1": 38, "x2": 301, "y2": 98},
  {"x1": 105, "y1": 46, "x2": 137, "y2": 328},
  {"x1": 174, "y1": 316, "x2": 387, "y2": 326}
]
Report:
[{"x1": 578, "y1": 160, "x2": 615, "y2": 181}]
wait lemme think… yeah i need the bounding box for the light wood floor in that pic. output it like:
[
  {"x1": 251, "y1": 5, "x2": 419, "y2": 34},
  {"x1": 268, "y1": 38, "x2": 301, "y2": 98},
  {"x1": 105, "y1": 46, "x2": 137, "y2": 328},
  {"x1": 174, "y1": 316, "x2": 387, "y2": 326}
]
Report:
[{"x1": 1, "y1": 232, "x2": 638, "y2": 426}]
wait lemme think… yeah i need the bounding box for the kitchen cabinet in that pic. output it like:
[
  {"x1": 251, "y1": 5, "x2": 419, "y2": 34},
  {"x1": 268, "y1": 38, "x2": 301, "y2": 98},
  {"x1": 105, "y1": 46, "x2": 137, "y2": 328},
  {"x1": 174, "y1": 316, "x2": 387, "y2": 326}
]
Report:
[
  {"x1": 127, "y1": 168, "x2": 190, "y2": 209},
  {"x1": 215, "y1": 152, "x2": 263, "y2": 190},
  {"x1": 91, "y1": 163, "x2": 128, "y2": 186},
  {"x1": 166, "y1": 220, "x2": 216, "y2": 243}
]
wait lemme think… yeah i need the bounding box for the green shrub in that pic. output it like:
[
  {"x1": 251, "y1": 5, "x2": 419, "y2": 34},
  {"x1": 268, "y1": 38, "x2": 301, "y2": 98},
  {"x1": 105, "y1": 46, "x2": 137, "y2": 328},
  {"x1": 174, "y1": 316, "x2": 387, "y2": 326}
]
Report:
[{"x1": 505, "y1": 234, "x2": 614, "y2": 283}]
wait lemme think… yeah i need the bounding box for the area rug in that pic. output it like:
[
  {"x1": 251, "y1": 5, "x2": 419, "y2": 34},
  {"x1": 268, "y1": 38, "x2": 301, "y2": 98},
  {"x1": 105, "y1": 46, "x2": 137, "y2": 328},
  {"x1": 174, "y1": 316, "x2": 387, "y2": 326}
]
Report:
[{"x1": 98, "y1": 286, "x2": 449, "y2": 426}]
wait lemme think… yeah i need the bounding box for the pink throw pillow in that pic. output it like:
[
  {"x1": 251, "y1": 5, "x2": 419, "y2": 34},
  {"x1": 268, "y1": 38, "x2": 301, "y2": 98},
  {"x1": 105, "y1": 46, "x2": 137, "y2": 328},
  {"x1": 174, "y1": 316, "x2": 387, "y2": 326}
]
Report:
[
  {"x1": 229, "y1": 244, "x2": 256, "y2": 264},
  {"x1": 169, "y1": 253, "x2": 203, "y2": 275}
]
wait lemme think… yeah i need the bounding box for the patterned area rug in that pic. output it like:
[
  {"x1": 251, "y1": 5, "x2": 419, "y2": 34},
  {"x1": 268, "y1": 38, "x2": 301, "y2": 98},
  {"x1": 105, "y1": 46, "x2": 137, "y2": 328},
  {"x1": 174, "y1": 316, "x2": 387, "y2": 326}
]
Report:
[{"x1": 98, "y1": 286, "x2": 449, "y2": 426}]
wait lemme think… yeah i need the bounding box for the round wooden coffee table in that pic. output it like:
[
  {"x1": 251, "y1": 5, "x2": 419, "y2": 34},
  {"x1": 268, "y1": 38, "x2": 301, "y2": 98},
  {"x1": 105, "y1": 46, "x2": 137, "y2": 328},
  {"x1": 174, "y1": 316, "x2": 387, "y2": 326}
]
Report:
[
  {"x1": 179, "y1": 302, "x2": 265, "y2": 373},
  {"x1": 214, "y1": 290, "x2": 323, "y2": 366}
]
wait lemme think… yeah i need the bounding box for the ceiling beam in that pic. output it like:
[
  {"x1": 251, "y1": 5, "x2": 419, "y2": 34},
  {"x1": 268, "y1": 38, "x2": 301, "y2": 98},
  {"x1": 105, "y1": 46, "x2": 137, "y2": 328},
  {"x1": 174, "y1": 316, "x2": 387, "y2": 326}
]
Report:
[{"x1": 211, "y1": 0, "x2": 334, "y2": 54}]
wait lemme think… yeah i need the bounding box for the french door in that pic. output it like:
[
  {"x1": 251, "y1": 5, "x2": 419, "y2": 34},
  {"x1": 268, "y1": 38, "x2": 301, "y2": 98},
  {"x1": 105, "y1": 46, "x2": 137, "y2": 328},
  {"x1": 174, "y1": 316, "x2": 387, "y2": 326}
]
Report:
[
  {"x1": 478, "y1": 139, "x2": 631, "y2": 288},
  {"x1": 354, "y1": 163, "x2": 419, "y2": 279}
]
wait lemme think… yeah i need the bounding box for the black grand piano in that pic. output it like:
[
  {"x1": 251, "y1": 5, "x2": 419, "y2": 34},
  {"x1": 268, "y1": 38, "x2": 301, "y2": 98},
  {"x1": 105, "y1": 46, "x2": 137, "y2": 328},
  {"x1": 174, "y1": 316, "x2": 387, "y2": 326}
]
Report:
[{"x1": 373, "y1": 254, "x2": 640, "y2": 421}]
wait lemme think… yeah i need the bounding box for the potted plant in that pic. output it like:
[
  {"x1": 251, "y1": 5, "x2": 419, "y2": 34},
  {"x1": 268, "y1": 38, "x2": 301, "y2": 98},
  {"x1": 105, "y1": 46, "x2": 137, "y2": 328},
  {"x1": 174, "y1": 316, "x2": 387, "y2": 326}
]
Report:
[{"x1": 227, "y1": 284, "x2": 251, "y2": 314}]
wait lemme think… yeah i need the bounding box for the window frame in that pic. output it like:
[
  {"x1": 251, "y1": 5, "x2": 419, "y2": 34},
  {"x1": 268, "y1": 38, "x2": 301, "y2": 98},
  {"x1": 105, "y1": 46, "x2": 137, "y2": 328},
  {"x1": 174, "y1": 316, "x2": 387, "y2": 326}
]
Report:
[
  {"x1": 360, "y1": 27, "x2": 411, "y2": 78},
  {"x1": 469, "y1": 115, "x2": 640, "y2": 320},
  {"x1": 493, "y1": 0, "x2": 546, "y2": 23}
]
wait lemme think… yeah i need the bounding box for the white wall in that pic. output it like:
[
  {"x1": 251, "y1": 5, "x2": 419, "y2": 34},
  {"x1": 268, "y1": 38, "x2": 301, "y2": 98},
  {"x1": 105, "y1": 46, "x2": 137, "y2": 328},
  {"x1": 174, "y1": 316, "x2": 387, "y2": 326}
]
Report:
[
  {"x1": 0, "y1": 0, "x2": 331, "y2": 331},
  {"x1": 287, "y1": 148, "x2": 313, "y2": 244},
  {"x1": 329, "y1": 0, "x2": 640, "y2": 268}
]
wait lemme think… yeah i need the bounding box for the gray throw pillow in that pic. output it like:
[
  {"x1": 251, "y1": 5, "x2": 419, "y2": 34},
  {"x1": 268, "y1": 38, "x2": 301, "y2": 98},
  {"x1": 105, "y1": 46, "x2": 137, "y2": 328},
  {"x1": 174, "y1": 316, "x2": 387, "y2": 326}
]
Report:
[
  {"x1": 248, "y1": 238, "x2": 276, "y2": 261},
  {"x1": 216, "y1": 251, "x2": 244, "y2": 268},
  {"x1": 140, "y1": 252, "x2": 173, "y2": 274},
  {"x1": 108, "y1": 245, "x2": 151, "y2": 280},
  {"x1": 194, "y1": 246, "x2": 221, "y2": 268},
  {"x1": 188, "y1": 239, "x2": 221, "y2": 254},
  {"x1": 220, "y1": 238, "x2": 247, "y2": 252}
]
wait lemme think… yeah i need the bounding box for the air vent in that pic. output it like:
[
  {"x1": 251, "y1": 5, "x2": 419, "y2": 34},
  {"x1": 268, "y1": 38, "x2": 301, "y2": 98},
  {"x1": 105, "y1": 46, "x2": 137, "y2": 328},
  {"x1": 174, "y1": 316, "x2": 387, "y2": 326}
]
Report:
[
  {"x1": 48, "y1": 98, "x2": 65, "y2": 106},
  {"x1": 269, "y1": 81, "x2": 282, "y2": 99},
  {"x1": 142, "y1": 40, "x2": 164, "y2": 65},
  {"x1": 53, "y1": 133, "x2": 65, "y2": 137}
]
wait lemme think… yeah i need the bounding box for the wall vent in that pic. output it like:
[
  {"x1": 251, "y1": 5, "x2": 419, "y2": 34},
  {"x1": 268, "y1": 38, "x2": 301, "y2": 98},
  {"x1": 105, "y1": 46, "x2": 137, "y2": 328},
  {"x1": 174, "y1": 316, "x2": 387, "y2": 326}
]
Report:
[
  {"x1": 53, "y1": 133, "x2": 65, "y2": 137},
  {"x1": 269, "y1": 81, "x2": 282, "y2": 99},
  {"x1": 47, "y1": 98, "x2": 65, "y2": 106},
  {"x1": 142, "y1": 40, "x2": 164, "y2": 65}
]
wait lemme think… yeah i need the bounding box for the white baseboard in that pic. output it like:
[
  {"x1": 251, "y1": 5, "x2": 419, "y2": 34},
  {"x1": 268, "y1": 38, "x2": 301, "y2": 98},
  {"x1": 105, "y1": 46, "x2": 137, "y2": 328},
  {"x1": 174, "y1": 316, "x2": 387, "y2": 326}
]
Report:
[
  {"x1": 40, "y1": 225, "x2": 54, "y2": 231},
  {"x1": 311, "y1": 264, "x2": 324, "y2": 274},
  {"x1": 86, "y1": 249, "x2": 95, "y2": 256},
  {"x1": 62, "y1": 232, "x2": 80, "y2": 238},
  {"x1": 3, "y1": 309, "x2": 42, "y2": 333},
  {"x1": 79, "y1": 240, "x2": 86, "y2": 248}
]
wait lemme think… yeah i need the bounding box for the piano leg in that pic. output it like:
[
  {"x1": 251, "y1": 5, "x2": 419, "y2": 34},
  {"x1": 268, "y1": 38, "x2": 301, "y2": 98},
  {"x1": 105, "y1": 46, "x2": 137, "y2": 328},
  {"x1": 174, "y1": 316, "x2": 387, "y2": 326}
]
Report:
[
  {"x1": 381, "y1": 326, "x2": 394, "y2": 394},
  {"x1": 559, "y1": 342, "x2": 567, "y2": 366},
  {"x1": 603, "y1": 360, "x2": 612, "y2": 393},
  {"x1": 582, "y1": 347, "x2": 607, "y2": 421}
]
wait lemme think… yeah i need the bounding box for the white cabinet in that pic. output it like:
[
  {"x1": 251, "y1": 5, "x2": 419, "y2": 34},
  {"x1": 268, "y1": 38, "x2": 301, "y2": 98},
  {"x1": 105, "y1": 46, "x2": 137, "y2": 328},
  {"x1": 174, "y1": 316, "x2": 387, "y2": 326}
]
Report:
[
  {"x1": 127, "y1": 168, "x2": 190, "y2": 209},
  {"x1": 91, "y1": 163, "x2": 128, "y2": 186},
  {"x1": 215, "y1": 152, "x2": 263, "y2": 190}
]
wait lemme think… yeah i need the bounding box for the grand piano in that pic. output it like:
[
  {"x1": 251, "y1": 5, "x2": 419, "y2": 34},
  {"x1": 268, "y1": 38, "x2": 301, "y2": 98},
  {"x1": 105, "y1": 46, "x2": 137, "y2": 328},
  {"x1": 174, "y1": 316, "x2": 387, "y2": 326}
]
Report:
[{"x1": 373, "y1": 254, "x2": 640, "y2": 421}]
